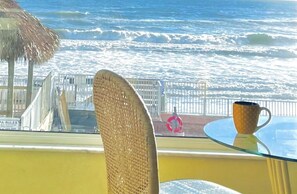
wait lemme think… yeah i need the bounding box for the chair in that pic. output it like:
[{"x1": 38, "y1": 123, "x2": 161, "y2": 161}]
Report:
[{"x1": 93, "y1": 69, "x2": 239, "y2": 194}]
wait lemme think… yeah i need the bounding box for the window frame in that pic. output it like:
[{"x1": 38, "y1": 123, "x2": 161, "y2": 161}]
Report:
[{"x1": 0, "y1": 130, "x2": 263, "y2": 161}]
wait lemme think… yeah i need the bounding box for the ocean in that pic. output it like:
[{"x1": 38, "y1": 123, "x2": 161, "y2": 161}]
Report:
[{"x1": 1, "y1": 0, "x2": 297, "y2": 100}]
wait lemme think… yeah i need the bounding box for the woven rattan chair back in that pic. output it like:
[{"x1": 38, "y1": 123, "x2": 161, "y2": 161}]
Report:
[{"x1": 93, "y1": 70, "x2": 159, "y2": 194}]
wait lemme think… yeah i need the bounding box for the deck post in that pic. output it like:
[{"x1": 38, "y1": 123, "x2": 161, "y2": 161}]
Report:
[
  {"x1": 203, "y1": 82, "x2": 207, "y2": 116},
  {"x1": 7, "y1": 58, "x2": 15, "y2": 117},
  {"x1": 26, "y1": 60, "x2": 34, "y2": 108}
]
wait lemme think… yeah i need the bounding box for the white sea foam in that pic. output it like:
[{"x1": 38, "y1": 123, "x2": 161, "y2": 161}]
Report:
[{"x1": 1, "y1": 39, "x2": 296, "y2": 100}]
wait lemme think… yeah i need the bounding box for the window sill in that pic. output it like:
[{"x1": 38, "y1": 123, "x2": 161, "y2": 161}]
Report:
[{"x1": 0, "y1": 131, "x2": 262, "y2": 160}]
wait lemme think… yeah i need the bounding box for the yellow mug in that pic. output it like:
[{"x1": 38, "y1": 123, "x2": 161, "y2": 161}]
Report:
[{"x1": 233, "y1": 101, "x2": 271, "y2": 134}]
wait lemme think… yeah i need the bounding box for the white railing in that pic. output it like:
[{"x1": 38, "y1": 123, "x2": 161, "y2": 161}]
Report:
[
  {"x1": 0, "y1": 75, "x2": 297, "y2": 130},
  {"x1": 55, "y1": 74, "x2": 163, "y2": 117},
  {"x1": 164, "y1": 81, "x2": 207, "y2": 115},
  {"x1": 20, "y1": 73, "x2": 54, "y2": 130},
  {"x1": 0, "y1": 75, "x2": 44, "y2": 116},
  {"x1": 126, "y1": 78, "x2": 162, "y2": 118},
  {"x1": 203, "y1": 98, "x2": 297, "y2": 117},
  {"x1": 55, "y1": 74, "x2": 94, "y2": 109},
  {"x1": 1, "y1": 73, "x2": 296, "y2": 131},
  {"x1": 55, "y1": 74, "x2": 297, "y2": 117},
  {"x1": 0, "y1": 86, "x2": 27, "y2": 116}
]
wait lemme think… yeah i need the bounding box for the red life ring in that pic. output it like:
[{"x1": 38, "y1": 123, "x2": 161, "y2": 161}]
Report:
[{"x1": 166, "y1": 116, "x2": 183, "y2": 133}]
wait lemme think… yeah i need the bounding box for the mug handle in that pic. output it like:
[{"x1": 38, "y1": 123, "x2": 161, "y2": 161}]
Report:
[{"x1": 256, "y1": 107, "x2": 272, "y2": 131}]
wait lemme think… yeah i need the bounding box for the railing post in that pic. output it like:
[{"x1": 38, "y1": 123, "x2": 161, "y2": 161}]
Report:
[
  {"x1": 227, "y1": 99, "x2": 230, "y2": 117},
  {"x1": 74, "y1": 84, "x2": 77, "y2": 106},
  {"x1": 157, "y1": 81, "x2": 162, "y2": 116},
  {"x1": 203, "y1": 82, "x2": 207, "y2": 116},
  {"x1": 265, "y1": 100, "x2": 268, "y2": 116},
  {"x1": 160, "y1": 80, "x2": 166, "y2": 113}
]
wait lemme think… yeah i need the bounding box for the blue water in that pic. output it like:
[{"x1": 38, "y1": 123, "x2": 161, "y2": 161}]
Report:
[{"x1": 2, "y1": 0, "x2": 297, "y2": 99}]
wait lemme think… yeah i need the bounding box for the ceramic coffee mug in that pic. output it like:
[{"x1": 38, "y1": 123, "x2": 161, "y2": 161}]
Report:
[{"x1": 233, "y1": 101, "x2": 271, "y2": 134}]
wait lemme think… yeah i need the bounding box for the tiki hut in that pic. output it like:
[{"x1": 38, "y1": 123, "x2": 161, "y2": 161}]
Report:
[{"x1": 0, "y1": 0, "x2": 59, "y2": 117}]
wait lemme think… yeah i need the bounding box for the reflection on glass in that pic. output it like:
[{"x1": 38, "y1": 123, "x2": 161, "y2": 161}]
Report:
[
  {"x1": 275, "y1": 128, "x2": 297, "y2": 158},
  {"x1": 204, "y1": 117, "x2": 297, "y2": 162},
  {"x1": 233, "y1": 134, "x2": 270, "y2": 155}
]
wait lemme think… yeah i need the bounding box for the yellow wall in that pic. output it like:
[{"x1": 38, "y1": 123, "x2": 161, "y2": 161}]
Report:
[
  {"x1": 0, "y1": 149, "x2": 296, "y2": 194},
  {"x1": 0, "y1": 150, "x2": 107, "y2": 194}
]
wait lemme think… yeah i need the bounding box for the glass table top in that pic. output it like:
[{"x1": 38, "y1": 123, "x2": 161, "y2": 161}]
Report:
[{"x1": 204, "y1": 116, "x2": 297, "y2": 162}]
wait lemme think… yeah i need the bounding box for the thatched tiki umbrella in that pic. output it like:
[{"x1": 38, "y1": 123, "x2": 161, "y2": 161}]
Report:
[{"x1": 0, "y1": 0, "x2": 59, "y2": 117}]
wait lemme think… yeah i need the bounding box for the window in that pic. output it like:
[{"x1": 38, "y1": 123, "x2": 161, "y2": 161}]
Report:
[{"x1": 0, "y1": 0, "x2": 296, "y2": 138}]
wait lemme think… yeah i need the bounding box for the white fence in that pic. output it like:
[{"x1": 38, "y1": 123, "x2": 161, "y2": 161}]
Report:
[
  {"x1": 126, "y1": 78, "x2": 162, "y2": 118},
  {"x1": 203, "y1": 98, "x2": 297, "y2": 117},
  {"x1": 0, "y1": 85, "x2": 26, "y2": 116},
  {"x1": 164, "y1": 81, "x2": 207, "y2": 115},
  {"x1": 0, "y1": 75, "x2": 44, "y2": 116},
  {"x1": 56, "y1": 75, "x2": 163, "y2": 117},
  {"x1": 20, "y1": 73, "x2": 54, "y2": 130},
  {"x1": 1, "y1": 73, "x2": 297, "y2": 131},
  {"x1": 56, "y1": 74, "x2": 297, "y2": 117},
  {"x1": 55, "y1": 74, "x2": 94, "y2": 109}
]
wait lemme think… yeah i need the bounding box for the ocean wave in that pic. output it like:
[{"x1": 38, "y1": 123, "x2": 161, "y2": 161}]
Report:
[
  {"x1": 234, "y1": 18, "x2": 297, "y2": 25},
  {"x1": 64, "y1": 19, "x2": 95, "y2": 27},
  {"x1": 58, "y1": 39, "x2": 297, "y2": 58},
  {"x1": 211, "y1": 49, "x2": 297, "y2": 58},
  {"x1": 266, "y1": 49, "x2": 297, "y2": 58},
  {"x1": 236, "y1": 33, "x2": 297, "y2": 46},
  {"x1": 246, "y1": 33, "x2": 274, "y2": 45},
  {"x1": 57, "y1": 28, "x2": 233, "y2": 44},
  {"x1": 54, "y1": 29, "x2": 72, "y2": 39},
  {"x1": 56, "y1": 28, "x2": 297, "y2": 47},
  {"x1": 93, "y1": 17, "x2": 218, "y2": 24},
  {"x1": 44, "y1": 11, "x2": 89, "y2": 18}
]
